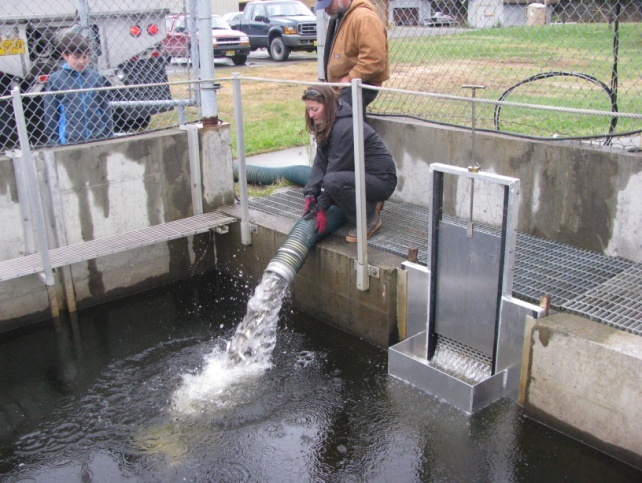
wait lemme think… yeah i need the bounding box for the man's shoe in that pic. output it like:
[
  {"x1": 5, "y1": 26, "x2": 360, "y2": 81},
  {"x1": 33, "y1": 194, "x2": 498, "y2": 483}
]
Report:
[{"x1": 346, "y1": 213, "x2": 382, "y2": 243}]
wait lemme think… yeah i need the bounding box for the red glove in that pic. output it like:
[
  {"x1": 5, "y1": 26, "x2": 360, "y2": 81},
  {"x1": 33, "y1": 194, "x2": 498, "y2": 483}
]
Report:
[
  {"x1": 315, "y1": 210, "x2": 327, "y2": 233},
  {"x1": 303, "y1": 195, "x2": 316, "y2": 216}
]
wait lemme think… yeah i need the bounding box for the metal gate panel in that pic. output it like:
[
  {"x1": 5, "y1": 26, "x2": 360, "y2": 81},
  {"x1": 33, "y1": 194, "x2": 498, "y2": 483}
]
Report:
[{"x1": 434, "y1": 221, "x2": 502, "y2": 356}]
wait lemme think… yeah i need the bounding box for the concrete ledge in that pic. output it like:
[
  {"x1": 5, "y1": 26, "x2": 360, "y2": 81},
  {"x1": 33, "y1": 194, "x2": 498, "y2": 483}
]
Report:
[
  {"x1": 521, "y1": 313, "x2": 642, "y2": 469},
  {"x1": 217, "y1": 203, "x2": 405, "y2": 348},
  {"x1": 0, "y1": 125, "x2": 235, "y2": 329}
]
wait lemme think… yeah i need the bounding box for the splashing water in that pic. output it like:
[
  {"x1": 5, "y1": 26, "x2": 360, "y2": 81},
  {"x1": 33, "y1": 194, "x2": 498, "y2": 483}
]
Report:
[
  {"x1": 225, "y1": 271, "x2": 289, "y2": 365},
  {"x1": 171, "y1": 270, "x2": 289, "y2": 415},
  {"x1": 171, "y1": 346, "x2": 270, "y2": 415}
]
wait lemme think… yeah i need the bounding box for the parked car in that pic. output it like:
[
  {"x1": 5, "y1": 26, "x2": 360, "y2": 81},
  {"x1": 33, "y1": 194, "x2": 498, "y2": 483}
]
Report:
[
  {"x1": 422, "y1": 12, "x2": 458, "y2": 27},
  {"x1": 222, "y1": 12, "x2": 242, "y2": 30},
  {"x1": 163, "y1": 14, "x2": 251, "y2": 65},
  {"x1": 234, "y1": 0, "x2": 317, "y2": 61}
]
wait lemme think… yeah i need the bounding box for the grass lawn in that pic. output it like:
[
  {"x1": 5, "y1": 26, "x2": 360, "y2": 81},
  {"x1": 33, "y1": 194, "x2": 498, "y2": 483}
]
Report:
[{"x1": 157, "y1": 22, "x2": 642, "y2": 148}]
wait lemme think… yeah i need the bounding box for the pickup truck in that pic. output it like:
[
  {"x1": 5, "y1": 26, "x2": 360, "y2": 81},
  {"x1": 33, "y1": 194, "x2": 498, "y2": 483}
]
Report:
[{"x1": 231, "y1": 0, "x2": 317, "y2": 61}]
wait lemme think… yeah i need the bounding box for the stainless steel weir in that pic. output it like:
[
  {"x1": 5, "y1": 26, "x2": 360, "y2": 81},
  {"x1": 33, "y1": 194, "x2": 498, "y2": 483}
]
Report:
[{"x1": 388, "y1": 164, "x2": 545, "y2": 413}]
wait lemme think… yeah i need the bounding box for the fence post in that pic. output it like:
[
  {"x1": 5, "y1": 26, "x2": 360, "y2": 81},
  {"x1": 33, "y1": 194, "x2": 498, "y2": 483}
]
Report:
[
  {"x1": 10, "y1": 87, "x2": 55, "y2": 287},
  {"x1": 188, "y1": 0, "x2": 200, "y2": 106}
]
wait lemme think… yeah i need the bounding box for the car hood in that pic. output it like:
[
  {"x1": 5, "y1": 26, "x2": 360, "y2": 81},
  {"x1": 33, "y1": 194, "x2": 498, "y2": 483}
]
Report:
[
  {"x1": 268, "y1": 15, "x2": 316, "y2": 25},
  {"x1": 212, "y1": 29, "x2": 247, "y2": 39}
]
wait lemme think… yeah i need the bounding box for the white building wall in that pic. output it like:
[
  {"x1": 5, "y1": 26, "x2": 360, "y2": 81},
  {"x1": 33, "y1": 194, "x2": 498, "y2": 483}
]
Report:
[
  {"x1": 157, "y1": 1, "x2": 240, "y2": 15},
  {"x1": 389, "y1": 0, "x2": 432, "y2": 26}
]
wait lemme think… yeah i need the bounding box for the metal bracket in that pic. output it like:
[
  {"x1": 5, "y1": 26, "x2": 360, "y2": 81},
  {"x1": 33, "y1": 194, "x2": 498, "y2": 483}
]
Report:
[
  {"x1": 353, "y1": 260, "x2": 380, "y2": 278},
  {"x1": 213, "y1": 225, "x2": 229, "y2": 234}
]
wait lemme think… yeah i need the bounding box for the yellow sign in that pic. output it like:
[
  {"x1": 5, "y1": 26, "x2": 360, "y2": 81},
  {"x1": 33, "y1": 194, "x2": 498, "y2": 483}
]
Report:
[{"x1": 0, "y1": 39, "x2": 26, "y2": 56}]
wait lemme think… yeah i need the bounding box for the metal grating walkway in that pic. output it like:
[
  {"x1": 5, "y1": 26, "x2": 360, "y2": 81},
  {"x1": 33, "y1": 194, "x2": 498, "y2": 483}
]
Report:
[
  {"x1": 249, "y1": 188, "x2": 641, "y2": 337},
  {"x1": 563, "y1": 262, "x2": 642, "y2": 335},
  {"x1": 0, "y1": 211, "x2": 237, "y2": 282}
]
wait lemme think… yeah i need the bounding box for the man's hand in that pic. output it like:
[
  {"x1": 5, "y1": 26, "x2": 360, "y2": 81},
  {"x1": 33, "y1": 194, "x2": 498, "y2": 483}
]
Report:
[
  {"x1": 315, "y1": 210, "x2": 327, "y2": 233},
  {"x1": 303, "y1": 195, "x2": 317, "y2": 217}
]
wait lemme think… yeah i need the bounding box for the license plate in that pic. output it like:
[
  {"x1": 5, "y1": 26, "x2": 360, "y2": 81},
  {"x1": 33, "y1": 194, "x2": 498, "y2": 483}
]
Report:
[
  {"x1": 226, "y1": 50, "x2": 235, "y2": 56},
  {"x1": 313, "y1": 41, "x2": 317, "y2": 47},
  {"x1": 0, "y1": 39, "x2": 26, "y2": 56}
]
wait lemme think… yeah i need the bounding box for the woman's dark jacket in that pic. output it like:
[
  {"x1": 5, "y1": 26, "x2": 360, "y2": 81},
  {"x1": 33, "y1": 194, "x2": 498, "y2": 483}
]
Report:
[{"x1": 304, "y1": 101, "x2": 397, "y2": 212}]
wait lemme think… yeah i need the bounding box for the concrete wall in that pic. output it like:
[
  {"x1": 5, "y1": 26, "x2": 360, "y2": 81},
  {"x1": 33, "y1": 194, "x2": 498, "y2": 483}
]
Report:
[
  {"x1": 521, "y1": 313, "x2": 642, "y2": 469},
  {"x1": 0, "y1": 125, "x2": 234, "y2": 331},
  {"x1": 370, "y1": 116, "x2": 642, "y2": 262},
  {"x1": 216, "y1": 204, "x2": 405, "y2": 348}
]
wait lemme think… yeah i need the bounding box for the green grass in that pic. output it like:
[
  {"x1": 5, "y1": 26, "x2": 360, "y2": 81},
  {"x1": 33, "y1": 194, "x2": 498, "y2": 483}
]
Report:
[
  {"x1": 155, "y1": 22, "x2": 642, "y2": 146},
  {"x1": 384, "y1": 23, "x2": 642, "y2": 137}
]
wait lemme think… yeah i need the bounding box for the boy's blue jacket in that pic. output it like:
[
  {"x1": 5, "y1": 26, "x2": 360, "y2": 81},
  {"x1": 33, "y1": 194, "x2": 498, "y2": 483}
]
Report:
[{"x1": 44, "y1": 63, "x2": 113, "y2": 145}]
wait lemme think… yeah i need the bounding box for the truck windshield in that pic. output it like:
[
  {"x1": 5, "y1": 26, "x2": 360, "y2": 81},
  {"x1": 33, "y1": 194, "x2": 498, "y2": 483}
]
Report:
[{"x1": 211, "y1": 16, "x2": 232, "y2": 30}]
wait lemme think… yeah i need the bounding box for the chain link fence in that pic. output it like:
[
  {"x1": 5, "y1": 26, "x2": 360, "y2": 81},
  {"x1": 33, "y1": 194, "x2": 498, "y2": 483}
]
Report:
[
  {"x1": 1, "y1": 0, "x2": 641, "y2": 153},
  {"x1": 374, "y1": 0, "x2": 642, "y2": 148},
  {"x1": 0, "y1": 1, "x2": 187, "y2": 151}
]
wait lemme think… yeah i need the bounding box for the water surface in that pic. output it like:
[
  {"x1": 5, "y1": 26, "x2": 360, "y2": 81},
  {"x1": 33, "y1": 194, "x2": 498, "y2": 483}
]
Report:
[{"x1": 1, "y1": 272, "x2": 640, "y2": 482}]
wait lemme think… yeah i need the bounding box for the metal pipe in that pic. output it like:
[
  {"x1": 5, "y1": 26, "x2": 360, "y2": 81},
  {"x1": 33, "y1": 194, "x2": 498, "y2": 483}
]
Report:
[
  {"x1": 233, "y1": 73, "x2": 252, "y2": 245},
  {"x1": 351, "y1": 79, "x2": 369, "y2": 291},
  {"x1": 197, "y1": 0, "x2": 217, "y2": 124}
]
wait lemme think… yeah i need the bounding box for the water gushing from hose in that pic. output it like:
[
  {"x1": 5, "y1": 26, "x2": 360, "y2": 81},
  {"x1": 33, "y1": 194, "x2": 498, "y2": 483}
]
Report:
[
  {"x1": 225, "y1": 206, "x2": 345, "y2": 366},
  {"x1": 225, "y1": 271, "x2": 289, "y2": 365}
]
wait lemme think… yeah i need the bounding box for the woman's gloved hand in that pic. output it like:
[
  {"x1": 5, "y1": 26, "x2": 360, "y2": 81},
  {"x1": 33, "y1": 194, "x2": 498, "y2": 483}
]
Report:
[
  {"x1": 303, "y1": 195, "x2": 317, "y2": 217},
  {"x1": 314, "y1": 209, "x2": 327, "y2": 233}
]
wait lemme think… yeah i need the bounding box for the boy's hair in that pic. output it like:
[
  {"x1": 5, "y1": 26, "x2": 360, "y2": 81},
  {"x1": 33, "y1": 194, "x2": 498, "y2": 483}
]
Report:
[{"x1": 58, "y1": 32, "x2": 90, "y2": 55}]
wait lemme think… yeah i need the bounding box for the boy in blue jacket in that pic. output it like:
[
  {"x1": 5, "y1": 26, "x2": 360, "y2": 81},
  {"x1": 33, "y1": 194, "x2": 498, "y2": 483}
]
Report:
[{"x1": 44, "y1": 32, "x2": 113, "y2": 145}]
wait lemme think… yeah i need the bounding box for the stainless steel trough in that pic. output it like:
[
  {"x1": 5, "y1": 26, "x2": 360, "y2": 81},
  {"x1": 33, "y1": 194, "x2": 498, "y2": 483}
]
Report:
[{"x1": 388, "y1": 164, "x2": 545, "y2": 413}]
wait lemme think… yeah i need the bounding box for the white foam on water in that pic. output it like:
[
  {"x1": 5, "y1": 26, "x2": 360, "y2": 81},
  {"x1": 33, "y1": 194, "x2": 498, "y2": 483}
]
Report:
[
  {"x1": 171, "y1": 347, "x2": 271, "y2": 416},
  {"x1": 171, "y1": 271, "x2": 290, "y2": 415}
]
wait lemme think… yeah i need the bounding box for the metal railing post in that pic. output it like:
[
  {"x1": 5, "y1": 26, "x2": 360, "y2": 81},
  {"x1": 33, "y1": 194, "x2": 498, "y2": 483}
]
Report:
[
  {"x1": 11, "y1": 87, "x2": 55, "y2": 286},
  {"x1": 233, "y1": 72, "x2": 252, "y2": 245},
  {"x1": 351, "y1": 79, "x2": 369, "y2": 291},
  {"x1": 180, "y1": 124, "x2": 203, "y2": 215},
  {"x1": 9, "y1": 151, "x2": 36, "y2": 254},
  {"x1": 315, "y1": 9, "x2": 327, "y2": 81}
]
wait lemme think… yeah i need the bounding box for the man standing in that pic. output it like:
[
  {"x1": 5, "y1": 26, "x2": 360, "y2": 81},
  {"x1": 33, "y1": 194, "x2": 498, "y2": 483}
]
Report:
[{"x1": 316, "y1": 0, "x2": 389, "y2": 115}]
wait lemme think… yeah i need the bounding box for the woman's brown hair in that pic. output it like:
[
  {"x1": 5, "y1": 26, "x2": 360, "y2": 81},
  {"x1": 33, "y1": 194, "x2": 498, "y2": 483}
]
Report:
[{"x1": 302, "y1": 85, "x2": 339, "y2": 146}]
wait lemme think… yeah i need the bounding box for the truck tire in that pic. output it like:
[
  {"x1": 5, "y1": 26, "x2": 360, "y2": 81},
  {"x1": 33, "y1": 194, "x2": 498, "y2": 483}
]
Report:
[
  {"x1": 269, "y1": 37, "x2": 290, "y2": 62},
  {"x1": 232, "y1": 54, "x2": 248, "y2": 66}
]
